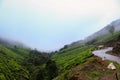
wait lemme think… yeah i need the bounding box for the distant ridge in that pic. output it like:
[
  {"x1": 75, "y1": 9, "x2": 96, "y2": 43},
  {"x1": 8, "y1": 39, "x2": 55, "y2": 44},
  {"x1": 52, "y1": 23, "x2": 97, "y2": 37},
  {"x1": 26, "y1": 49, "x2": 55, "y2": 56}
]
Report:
[
  {"x1": 0, "y1": 36, "x2": 27, "y2": 48},
  {"x1": 70, "y1": 19, "x2": 120, "y2": 46}
]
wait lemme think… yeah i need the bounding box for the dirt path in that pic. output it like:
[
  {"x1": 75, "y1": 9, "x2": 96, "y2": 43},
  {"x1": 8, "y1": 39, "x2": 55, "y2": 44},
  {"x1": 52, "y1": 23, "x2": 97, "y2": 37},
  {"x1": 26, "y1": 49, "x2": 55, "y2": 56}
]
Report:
[{"x1": 92, "y1": 47, "x2": 120, "y2": 64}]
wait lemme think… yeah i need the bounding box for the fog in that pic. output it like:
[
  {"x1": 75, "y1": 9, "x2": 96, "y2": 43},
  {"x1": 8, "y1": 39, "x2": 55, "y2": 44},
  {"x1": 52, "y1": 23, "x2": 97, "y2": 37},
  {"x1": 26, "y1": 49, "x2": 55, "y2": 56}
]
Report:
[{"x1": 0, "y1": 0, "x2": 120, "y2": 51}]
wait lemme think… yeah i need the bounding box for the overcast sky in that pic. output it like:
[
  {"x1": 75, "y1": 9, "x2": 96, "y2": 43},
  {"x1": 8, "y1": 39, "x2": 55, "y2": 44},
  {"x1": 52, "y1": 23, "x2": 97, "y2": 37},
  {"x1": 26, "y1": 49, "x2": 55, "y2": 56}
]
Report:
[{"x1": 0, "y1": 0, "x2": 120, "y2": 51}]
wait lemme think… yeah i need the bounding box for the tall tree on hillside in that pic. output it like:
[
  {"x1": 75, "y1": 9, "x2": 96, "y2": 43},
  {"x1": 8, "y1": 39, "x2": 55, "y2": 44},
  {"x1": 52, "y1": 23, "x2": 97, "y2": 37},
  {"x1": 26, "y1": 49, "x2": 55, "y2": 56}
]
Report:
[
  {"x1": 45, "y1": 60, "x2": 58, "y2": 80},
  {"x1": 109, "y1": 25, "x2": 115, "y2": 35}
]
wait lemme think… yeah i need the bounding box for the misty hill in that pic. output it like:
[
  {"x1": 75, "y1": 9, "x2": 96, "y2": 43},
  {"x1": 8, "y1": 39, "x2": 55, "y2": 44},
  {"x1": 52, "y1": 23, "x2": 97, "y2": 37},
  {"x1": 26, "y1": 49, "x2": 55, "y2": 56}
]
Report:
[
  {"x1": 0, "y1": 41, "x2": 51, "y2": 80},
  {"x1": 70, "y1": 19, "x2": 120, "y2": 46},
  {"x1": 1, "y1": 19, "x2": 120, "y2": 80},
  {"x1": 51, "y1": 19, "x2": 120, "y2": 79},
  {"x1": 0, "y1": 37, "x2": 27, "y2": 48},
  {"x1": 52, "y1": 31, "x2": 120, "y2": 80}
]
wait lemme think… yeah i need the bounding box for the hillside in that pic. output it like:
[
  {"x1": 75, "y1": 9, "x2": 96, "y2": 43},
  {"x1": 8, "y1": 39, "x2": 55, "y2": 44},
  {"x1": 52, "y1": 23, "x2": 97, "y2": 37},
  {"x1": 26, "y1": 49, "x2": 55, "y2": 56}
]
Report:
[
  {"x1": 69, "y1": 19, "x2": 120, "y2": 46},
  {"x1": 1, "y1": 19, "x2": 120, "y2": 80},
  {"x1": 0, "y1": 45, "x2": 29, "y2": 80},
  {"x1": 50, "y1": 19, "x2": 120, "y2": 80},
  {"x1": 51, "y1": 30, "x2": 120, "y2": 80},
  {"x1": 0, "y1": 43, "x2": 52, "y2": 80}
]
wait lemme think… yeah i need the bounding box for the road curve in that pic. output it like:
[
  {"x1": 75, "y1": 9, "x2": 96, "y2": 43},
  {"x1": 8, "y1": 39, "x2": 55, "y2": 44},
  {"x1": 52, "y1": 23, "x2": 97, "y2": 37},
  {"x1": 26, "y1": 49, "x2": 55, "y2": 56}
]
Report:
[{"x1": 92, "y1": 47, "x2": 120, "y2": 64}]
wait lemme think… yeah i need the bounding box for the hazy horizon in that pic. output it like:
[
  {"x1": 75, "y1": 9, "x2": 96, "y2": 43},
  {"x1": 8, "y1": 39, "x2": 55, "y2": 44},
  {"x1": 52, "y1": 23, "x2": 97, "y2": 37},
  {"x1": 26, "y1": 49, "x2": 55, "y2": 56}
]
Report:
[{"x1": 0, "y1": 0, "x2": 120, "y2": 51}]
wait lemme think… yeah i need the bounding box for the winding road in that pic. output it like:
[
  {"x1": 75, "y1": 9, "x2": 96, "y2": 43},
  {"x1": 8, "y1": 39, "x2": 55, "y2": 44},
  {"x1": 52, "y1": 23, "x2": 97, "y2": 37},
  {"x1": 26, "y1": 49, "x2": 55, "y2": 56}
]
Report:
[{"x1": 92, "y1": 47, "x2": 120, "y2": 64}]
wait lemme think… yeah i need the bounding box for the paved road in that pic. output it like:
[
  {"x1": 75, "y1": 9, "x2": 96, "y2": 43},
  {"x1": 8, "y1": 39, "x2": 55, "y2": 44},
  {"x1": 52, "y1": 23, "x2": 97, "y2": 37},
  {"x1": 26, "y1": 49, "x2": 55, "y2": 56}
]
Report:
[{"x1": 92, "y1": 47, "x2": 120, "y2": 64}]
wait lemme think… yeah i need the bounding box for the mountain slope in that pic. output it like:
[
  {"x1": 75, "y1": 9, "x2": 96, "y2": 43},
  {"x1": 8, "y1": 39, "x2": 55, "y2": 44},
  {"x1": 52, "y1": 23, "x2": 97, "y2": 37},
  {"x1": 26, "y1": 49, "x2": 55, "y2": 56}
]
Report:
[
  {"x1": 51, "y1": 19, "x2": 120, "y2": 80},
  {"x1": 51, "y1": 31, "x2": 120, "y2": 80},
  {"x1": 0, "y1": 45, "x2": 29, "y2": 80},
  {"x1": 70, "y1": 19, "x2": 120, "y2": 46},
  {"x1": 1, "y1": 19, "x2": 120, "y2": 80},
  {"x1": 52, "y1": 45, "x2": 95, "y2": 80},
  {"x1": 0, "y1": 42, "x2": 54, "y2": 80}
]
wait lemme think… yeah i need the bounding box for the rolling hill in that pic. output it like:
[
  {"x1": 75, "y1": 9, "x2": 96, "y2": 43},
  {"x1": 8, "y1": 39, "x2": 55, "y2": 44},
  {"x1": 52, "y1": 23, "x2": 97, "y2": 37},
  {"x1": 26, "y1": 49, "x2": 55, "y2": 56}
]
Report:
[
  {"x1": 0, "y1": 40, "x2": 51, "y2": 80},
  {"x1": 51, "y1": 19, "x2": 120, "y2": 80},
  {"x1": 0, "y1": 19, "x2": 120, "y2": 80}
]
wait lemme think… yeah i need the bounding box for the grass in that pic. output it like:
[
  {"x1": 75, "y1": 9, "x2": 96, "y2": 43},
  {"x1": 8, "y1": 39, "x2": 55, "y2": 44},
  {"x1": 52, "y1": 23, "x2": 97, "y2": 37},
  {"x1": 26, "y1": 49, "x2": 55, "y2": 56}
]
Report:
[
  {"x1": 7, "y1": 46, "x2": 29, "y2": 58},
  {"x1": 53, "y1": 70, "x2": 72, "y2": 80},
  {"x1": 53, "y1": 47, "x2": 120, "y2": 80},
  {"x1": 0, "y1": 45, "x2": 30, "y2": 80},
  {"x1": 52, "y1": 45, "x2": 95, "y2": 80},
  {"x1": 52, "y1": 45, "x2": 94, "y2": 72}
]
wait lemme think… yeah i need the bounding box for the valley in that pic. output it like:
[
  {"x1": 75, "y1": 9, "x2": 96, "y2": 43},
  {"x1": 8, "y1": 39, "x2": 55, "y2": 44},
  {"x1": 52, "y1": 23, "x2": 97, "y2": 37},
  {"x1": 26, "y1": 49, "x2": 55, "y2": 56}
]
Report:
[{"x1": 1, "y1": 19, "x2": 120, "y2": 80}]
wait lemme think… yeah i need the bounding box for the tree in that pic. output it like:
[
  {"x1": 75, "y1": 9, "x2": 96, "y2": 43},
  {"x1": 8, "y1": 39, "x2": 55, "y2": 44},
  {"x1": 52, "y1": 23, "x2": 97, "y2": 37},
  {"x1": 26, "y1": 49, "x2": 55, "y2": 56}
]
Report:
[
  {"x1": 36, "y1": 68, "x2": 45, "y2": 80},
  {"x1": 45, "y1": 60, "x2": 58, "y2": 80},
  {"x1": 27, "y1": 50, "x2": 49, "y2": 66},
  {"x1": 14, "y1": 45, "x2": 17, "y2": 48},
  {"x1": 59, "y1": 45, "x2": 68, "y2": 51},
  {"x1": 109, "y1": 25, "x2": 115, "y2": 35}
]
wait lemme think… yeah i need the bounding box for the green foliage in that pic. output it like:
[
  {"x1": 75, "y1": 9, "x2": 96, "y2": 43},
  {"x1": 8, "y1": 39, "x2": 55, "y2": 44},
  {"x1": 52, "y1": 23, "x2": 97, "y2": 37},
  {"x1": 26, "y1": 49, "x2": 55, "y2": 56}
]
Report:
[
  {"x1": 0, "y1": 45, "x2": 51, "y2": 80},
  {"x1": 8, "y1": 46, "x2": 29, "y2": 58},
  {"x1": 30, "y1": 66, "x2": 45, "y2": 80},
  {"x1": 0, "y1": 45, "x2": 30, "y2": 80},
  {"x1": 29, "y1": 60, "x2": 58, "y2": 80},
  {"x1": 45, "y1": 60, "x2": 58, "y2": 80},
  {"x1": 52, "y1": 45, "x2": 94, "y2": 73},
  {"x1": 36, "y1": 68, "x2": 45, "y2": 80},
  {"x1": 23, "y1": 49, "x2": 49, "y2": 67},
  {"x1": 59, "y1": 45, "x2": 68, "y2": 51},
  {"x1": 53, "y1": 70, "x2": 72, "y2": 80},
  {"x1": 0, "y1": 45, "x2": 23, "y2": 62},
  {"x1": 88, "y1": 71, "x2": 101, "y2": 78},
  {"x1": 3, "y1": 30, "x2": 120, "y2": 80},
  {"x1": 51, "y1": 45, "x2": 95, "y2": 80},
  {"x1": 0, "y1": 73, "x2": 6, "y2": 80},
  {"x1": 28, "y1": 50, "x2": 47, "y2": 66}
]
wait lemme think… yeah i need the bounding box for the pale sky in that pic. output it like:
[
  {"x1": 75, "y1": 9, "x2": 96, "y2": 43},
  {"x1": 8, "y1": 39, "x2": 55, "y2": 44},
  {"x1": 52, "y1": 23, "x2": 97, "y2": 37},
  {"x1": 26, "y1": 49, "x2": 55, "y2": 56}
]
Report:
[{"x1": 0, "y1": 0, "x2": 120, "y2": 51}]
